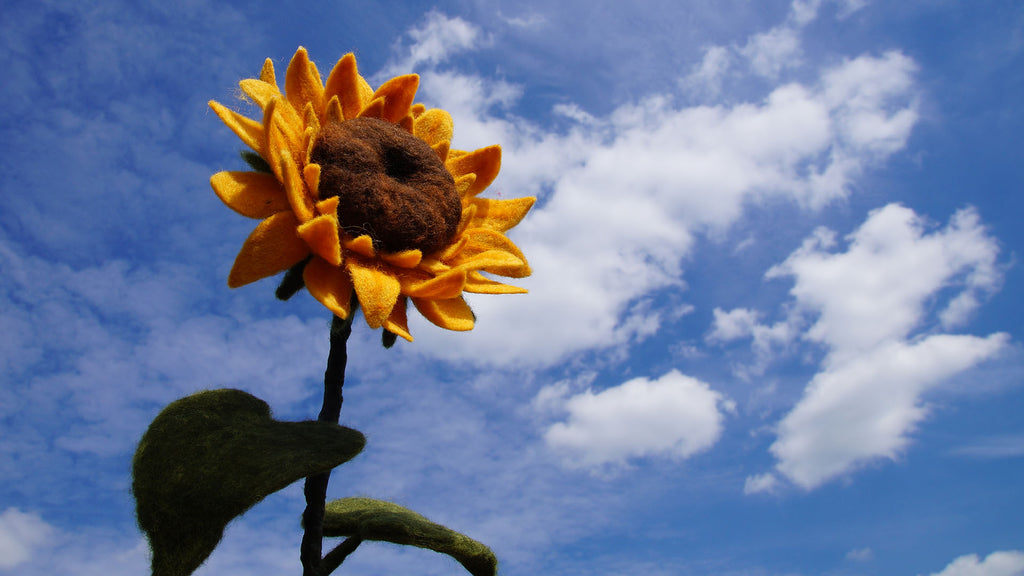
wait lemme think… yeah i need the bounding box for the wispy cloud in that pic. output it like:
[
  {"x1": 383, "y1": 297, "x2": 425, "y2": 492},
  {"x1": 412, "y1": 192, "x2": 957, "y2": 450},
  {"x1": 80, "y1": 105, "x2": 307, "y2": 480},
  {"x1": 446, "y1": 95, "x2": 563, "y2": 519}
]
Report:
[{"x1": 734, "y1": 204, "x2": 1011, "y2": 489}]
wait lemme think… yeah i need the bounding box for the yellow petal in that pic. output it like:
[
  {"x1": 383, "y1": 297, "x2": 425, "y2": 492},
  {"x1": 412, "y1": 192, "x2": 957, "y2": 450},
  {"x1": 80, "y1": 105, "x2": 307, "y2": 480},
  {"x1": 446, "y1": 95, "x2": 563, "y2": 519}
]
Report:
[
  {"x1": 211, "y1": 171, "x2": 290, "y2": 219},
  {"x1": 399, "y1": 113, "x2": 414, "y2": 134},
  {"x1": 384, "y1": 297, "x2": 413, "y2": 342},
  {"x1": 277, "y1": 143, "x2": 315, "y2": 222},
  {"x1": 239, "y1": 79, "x2": 280, "y2": 109},
  {"x1": 413, "y1": 108, "x2": 454, "y2": 147},
  {"x1": 343, "y1": 234, "x2": 376, "y2": 258},
  {"x1": 410, "y1": 103, "x2": 427, "y2": 118},
  {"x1": 209, "y1": 100, "x2": 264, "y2": 153},
  {"x1": 447, "y1": 228, "x2": 530, "y2": 278},
  {"x1": 228, "y1": 212, "x2": 310, "y2": 288},
  {"x1": 285, "y1": 47, "x2": 324, "y2": 122},
  {"x1": 324, "y1": 53, "x2": 366, "y2": 121},
  {"x1": 357, "y1": 97, "x2": 385, "y2": 120},
  {"x1": 380, "y1": 249, "x2": 423, "y2": 269},
  {"x1": 297, "y1": 213, "x2": 342, "y2": 266},
  {"x1": 303, "y1": 256, "x2": 354, "y2": 319},
  {"x1": 432, "y1": 140, "x2": 450, "y2": 164},
  {"x1": 303, "y1": 102, "x2": 321, "y2": 133},
  {"x1": 324, "y1": 95, "x2": 344, "y2": 124},
  {"x1": 316, "y1": 195, "x2": 339, "y2": 216},
  {"x1": 463, "y1": 271, "x2": 528, "y2": 294},
  {"x1": 303, "y1": 163, "x2": 321, "y2": 198},
  {"x1": 446, "y1": 145, "x2": 501, "y2": 198},
  {"x1": 347, "y1": 258, "x2": 401, "y2": 329},
  {"x1": 454, "y1": 173, "x2": 477, "y2": 198},
  {"x1": 370, "y1": 75, "x2": 419, "y2": 123},
  {"x1": 400, "y1": 268, "x2": 468, "y2": 300},
  {"x1": 260, "y1": 58, "x2": 277, "y2": 85},
  {"x1": 469, "y1": 196, "x2": 536, "y2": 232},
  {"x1": 412, "y1": 296, "x2": 475, "y2": 331},
  {"x1": 264, "y1": 98, "x2": 303, "y2": 171}
]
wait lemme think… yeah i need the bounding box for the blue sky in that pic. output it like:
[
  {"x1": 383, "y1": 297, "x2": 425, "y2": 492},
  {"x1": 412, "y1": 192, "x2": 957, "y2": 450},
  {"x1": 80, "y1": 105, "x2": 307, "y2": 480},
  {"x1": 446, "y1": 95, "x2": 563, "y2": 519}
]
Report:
[{"x1": 1, "y1": 0, "x2": 1023, "y2": 574}]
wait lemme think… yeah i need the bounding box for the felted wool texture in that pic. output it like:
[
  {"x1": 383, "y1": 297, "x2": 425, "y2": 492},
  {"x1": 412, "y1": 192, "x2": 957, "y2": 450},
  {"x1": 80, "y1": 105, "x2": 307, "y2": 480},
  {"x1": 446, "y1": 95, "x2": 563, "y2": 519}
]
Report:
[
  {"x1": 322, "y1": 497, "x2": 497, "y2": 576},
  {"x1": 311, "y1": 117, "x2": 460, "y2": 255},
  {"x1": 209, "y1": 48, "x2": 537, "y2": 339},
  {"x1": 132, "y1": 389, "x2": 365, "y2": 576}
]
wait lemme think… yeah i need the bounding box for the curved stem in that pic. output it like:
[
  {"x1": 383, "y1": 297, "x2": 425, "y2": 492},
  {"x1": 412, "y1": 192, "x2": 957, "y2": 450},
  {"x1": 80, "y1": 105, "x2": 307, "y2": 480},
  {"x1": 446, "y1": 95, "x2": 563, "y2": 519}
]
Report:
[{"x1": 300, "y1": 312, "x2": 355, "y2": 576}]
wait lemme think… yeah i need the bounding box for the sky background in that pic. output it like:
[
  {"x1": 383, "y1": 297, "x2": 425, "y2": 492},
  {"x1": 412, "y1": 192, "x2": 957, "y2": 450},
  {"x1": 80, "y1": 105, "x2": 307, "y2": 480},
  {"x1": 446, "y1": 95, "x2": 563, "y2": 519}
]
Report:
[{"x1": 1, "y1": 0, "x2": 1023, "y2": 575}]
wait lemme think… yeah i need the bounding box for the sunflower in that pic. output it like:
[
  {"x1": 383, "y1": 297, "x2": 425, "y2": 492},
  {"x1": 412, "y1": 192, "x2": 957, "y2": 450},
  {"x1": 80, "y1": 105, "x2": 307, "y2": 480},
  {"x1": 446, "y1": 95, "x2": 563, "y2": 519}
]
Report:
[{"x1": 209, "y1": 47, "x2": 533, "y2": 342}]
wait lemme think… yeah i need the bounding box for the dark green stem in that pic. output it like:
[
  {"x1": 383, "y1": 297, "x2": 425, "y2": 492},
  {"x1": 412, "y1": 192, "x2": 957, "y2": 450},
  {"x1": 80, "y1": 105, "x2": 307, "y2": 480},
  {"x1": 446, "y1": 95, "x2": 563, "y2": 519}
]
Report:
[
  {"x1": 321, "y1": 537, "x2": 364, "y2": 575},
  {"x1": 300, "y1": 311, "x2": 355, "y2": 576}
]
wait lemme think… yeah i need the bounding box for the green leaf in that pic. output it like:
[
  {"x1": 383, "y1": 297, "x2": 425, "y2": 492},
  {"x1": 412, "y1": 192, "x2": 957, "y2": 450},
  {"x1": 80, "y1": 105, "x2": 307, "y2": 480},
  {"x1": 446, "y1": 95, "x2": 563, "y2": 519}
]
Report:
[
  {"x1": 240, "y1": 150, "x2": 273, "y2": 173},
  {"x1": 322, "y1": 497, "x2": 497, "y2": 576},
  {"x1": 132, "y1": 389, "x2": 365, "y2": 576}
]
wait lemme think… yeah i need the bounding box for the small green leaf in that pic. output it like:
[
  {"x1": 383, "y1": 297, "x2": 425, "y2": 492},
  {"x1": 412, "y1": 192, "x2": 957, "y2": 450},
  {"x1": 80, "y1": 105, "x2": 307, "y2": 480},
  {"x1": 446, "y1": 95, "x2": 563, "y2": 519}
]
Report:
[
  {"x1": 322, "y1": 497, "x2": 497, "y2": 576},
  {"x1": 240, "y1": 150, "x2": 273, "y2": 173},
  {"x1": 132, "y1": 389, "x2": 365, "y2": 576}
]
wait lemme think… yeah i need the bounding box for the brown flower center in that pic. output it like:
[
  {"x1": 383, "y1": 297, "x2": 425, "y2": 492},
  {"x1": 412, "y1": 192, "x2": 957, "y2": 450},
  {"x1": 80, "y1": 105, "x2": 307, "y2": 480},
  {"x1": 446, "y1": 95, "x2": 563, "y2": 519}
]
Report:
[{"x1": 310, "y1": 117, "x2": 461, "y2": 255}]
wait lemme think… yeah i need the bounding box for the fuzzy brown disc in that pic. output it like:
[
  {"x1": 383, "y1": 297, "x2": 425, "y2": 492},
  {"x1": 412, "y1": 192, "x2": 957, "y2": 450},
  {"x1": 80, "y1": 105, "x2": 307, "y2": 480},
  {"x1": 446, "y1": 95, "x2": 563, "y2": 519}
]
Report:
[{"x1": 310, "y1": 117, "x2": 461, "y2": 255}]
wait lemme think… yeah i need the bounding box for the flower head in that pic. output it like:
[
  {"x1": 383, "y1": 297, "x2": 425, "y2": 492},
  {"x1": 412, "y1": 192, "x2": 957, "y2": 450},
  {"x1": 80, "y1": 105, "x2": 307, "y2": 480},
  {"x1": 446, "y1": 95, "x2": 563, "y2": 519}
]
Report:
[{"x1": 209, "y1": 47, "x2": 533, "y2": 341}]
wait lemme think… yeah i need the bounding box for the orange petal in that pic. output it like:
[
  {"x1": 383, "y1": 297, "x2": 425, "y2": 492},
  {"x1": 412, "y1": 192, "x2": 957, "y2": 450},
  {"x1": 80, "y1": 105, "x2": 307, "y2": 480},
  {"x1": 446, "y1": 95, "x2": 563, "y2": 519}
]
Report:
[
  {"x1": 211, "y1": 171, "x2": 289, "y2": 219},
  {"x1": 447, "y1": 228, "x2": 530, "y2": 278},
  {"x1": 259, "y1": 58, "x2": 277, "y2": 86},
  {"x1": 303, "y1": 256, "x2": 354, "y2": 319},
  {"x1": 228, "y1": 212, "x2": 310, "y2": 288},
  {"x1": 347, "y1": 258, "x2": 401, "y2": 329},
  {"x1": 412, "y1": 296, "x2": 475, "y2": 331},
  {"x1": 463, "y1": 271, "x2": 528, "y2": 294},
  {"x1": 324, "y1": 95, "x2": 344, "y2": 124},
  {"x1": 399, "y1": 113, "x2": 414, "y2": 134},
  {"x1": 343, "y1": 234, "x2": 376, "y2": 258},
  {"x1": 277, "y1": 143, "x2": 315, "y2": 222},
  {"x1": 358, "y1": 97, "x2": 385, "y2": 120},
  {"x1": 381, "y1": 249, "x2": 423, "y2": 269},
  {"x1": 413, "y1": 108, "x2": 454, "y2": 147},
  {"x1": 324, "y1": 53, "x2": 366, "y2": 121},
  {"x1": 410, "y1": 103, "x2": 427, "y2": 118},
  {"x1": 469, "y1": 196, "x2": 536, "y2": 232},
  {"x1": 303, "y1": 163, "x2": 321, "y2": 198},
  {"x1": 432, "y1": 140, "x2": 450, "y2": 164},
  {"x1": 401, "y1": 268, "x2": 468, "y2": 300},
  {"x1": 297, "y1": 213, "x2": 342, "y2": 266},
  {"x1": 264, "y1": 98, "x2": 303, "y2": 172},
  {"x1": 303, "y1": 102, "x2": 321, "y2": 133},
  {"x1": 384, "y1": 297, "x2": 413, "y2": 342},
  {"x1": 285, "y1": 47, "x2": 324, "y2": 121},
  {"x1": 209, "y1": 100, "x2": 264, "y2": 153},
  {"x1": 316, "y1": 195, "x2": 339, "y2": 216},
  {"x1": 454, "y1": 174, "x2": 477, "y2": 198},
  {"x1": 370, "y1": 75, "x2": 419, "y2": 123},
  {"x1": 239, "y1": 79, "x2": 280, "y2": 109},
  {"x1": 446, "y1": 145, "x2": 501, "y2": 197}
]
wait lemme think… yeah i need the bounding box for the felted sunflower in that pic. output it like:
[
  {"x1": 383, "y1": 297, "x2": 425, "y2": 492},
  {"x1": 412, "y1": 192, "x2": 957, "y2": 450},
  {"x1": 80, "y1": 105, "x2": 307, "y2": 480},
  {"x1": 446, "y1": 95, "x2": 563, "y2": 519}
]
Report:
[{"x1": 209, "y1": 47, "x2": 533, "y2": 341}]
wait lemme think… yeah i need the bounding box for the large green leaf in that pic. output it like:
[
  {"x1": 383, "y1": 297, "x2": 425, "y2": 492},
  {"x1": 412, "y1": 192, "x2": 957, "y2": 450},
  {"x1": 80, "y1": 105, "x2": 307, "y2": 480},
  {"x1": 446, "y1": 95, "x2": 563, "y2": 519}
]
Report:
[
  {"x1": 322, "y1": 497, "x2": 497, "y2": 576},
  {"x1": 132, "y1": 389, "x2": 365, "y2": 576}
]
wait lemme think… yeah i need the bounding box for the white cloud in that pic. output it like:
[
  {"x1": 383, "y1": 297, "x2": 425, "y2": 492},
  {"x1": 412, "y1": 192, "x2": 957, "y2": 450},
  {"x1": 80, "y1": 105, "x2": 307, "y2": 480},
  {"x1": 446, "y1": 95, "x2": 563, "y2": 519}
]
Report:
[
  {"x1": 750, "y1": 205, "x2": 1010, "y2": 489},
  {"x1": 768, "y1": 204, "x2": 1001, "y2": 360},
  {"x1": 408, "y1": 51, "x2": 918, "y2": 367},
  {"x1": 742, "y1": 26, "x2": 803, "y2": 79},
  {"x1": 927, "y1": 551, "x2": 1024, "y2": 576},
  {"x1": 682, "y1": 45, "x2": 732, "y2": 97},
  {"x1": 847, "y1": 547, "x2": 874, "y2": 562},
  {"x1": 383, "y1": 11, "x2": 481, "y2": 77},
  {"x1": 743, "y1": 473, "x2": 780, "y2": 495},
  {"x1": 708, "y1": 307, "x2": 762, "y2": 342},
  {"x1": 543, "y1": 370, "x2": 728, "y2": 468},
  {"x1": 0, "y1": 508, "x2": 53, "y2": 570}
]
